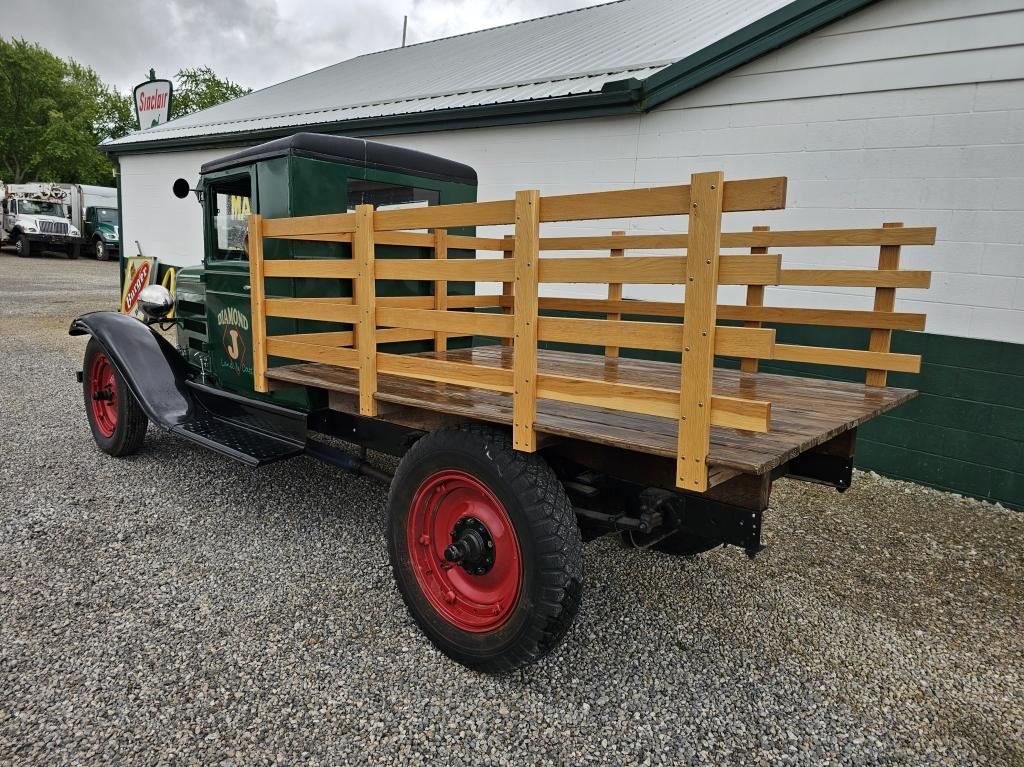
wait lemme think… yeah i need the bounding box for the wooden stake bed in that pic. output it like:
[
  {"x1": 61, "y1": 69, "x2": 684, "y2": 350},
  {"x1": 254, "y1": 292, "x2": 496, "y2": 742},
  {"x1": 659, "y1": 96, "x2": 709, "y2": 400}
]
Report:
[
  {"x1": 247, "y1": 171, "x2": 937, "y2": 493},
  {"x1": 265, "y1": 345, "x2": 915, "y2": 476}
]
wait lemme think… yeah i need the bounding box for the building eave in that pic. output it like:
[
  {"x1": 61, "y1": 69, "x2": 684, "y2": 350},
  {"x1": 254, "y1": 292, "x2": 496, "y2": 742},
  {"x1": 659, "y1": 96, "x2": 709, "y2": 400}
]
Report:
[{"x1": 101, "y1": 0, "x2": 878, "y2": 158}]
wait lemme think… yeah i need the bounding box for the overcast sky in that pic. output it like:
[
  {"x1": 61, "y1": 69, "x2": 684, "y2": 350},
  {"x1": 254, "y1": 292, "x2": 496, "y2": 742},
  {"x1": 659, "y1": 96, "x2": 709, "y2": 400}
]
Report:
[{"x1": 17, "y1": 0, "x2": 601, "y2": 94}]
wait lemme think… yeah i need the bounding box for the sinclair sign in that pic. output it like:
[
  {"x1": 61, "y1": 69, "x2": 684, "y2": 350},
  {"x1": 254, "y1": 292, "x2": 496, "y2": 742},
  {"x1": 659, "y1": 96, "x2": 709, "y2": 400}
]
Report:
[{"x1": 133, "y1": 78, "x2": 173, "y2": 130}]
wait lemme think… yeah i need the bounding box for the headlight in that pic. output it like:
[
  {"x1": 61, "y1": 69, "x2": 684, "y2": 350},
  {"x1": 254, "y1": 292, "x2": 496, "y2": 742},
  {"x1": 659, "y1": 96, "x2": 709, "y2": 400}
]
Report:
[
  {"x1": 23, "y1": 226, "x2": 36, "y2": 232},
  {"x1": 68, "y1": 227, "x2": 80, "y2": 236},
  {"x1": 103, "y1": 232, "x2": 117, "y2": 240}
]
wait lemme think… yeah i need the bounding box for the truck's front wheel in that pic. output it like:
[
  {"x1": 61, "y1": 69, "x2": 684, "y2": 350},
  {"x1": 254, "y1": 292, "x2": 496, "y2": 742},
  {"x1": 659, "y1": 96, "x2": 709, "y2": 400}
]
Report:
[
  {"x1": 14, "y1": 233, "x2": 30, "y2": 257},
  {"x1": 387, "y1": 425, "x2": 583, "y2": 673},
  {"x1": 82, "y1": 338, "x2": 148, "y2": 456},
  {"x1": 94, "y1": 238, "x2": 109, "y2": 261}
]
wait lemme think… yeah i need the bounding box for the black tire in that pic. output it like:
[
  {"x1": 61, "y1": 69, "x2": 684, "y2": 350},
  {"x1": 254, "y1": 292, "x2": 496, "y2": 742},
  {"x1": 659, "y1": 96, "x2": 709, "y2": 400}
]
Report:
[
  {"x1": 387, "y1": 424, "x2": 583, "y2": 673},
  {"x1": 94, "y1": 238, "x2": 109, "y2": 261},
  {"x1": 14, "y1": 233, "x2": 30, "y2": 257},
  {"x1": 82, "y1": 338, "x2": 148, "y2": 456},
  {"x1": 67, "y1": 243, "x2": 79, "y2": 260}
]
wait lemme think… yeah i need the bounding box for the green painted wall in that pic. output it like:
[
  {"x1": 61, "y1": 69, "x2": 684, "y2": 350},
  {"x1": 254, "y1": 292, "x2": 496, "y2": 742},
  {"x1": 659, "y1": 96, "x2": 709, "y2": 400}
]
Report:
[{"x1": 737, "y1": 326, "x2": 1023, "y2": 510}]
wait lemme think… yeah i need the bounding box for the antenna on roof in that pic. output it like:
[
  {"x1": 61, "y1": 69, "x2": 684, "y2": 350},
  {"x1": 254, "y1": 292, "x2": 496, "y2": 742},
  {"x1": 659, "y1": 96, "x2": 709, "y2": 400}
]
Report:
[{"x1": 401, "y1": 15, "x2": 408, "y2": 47}]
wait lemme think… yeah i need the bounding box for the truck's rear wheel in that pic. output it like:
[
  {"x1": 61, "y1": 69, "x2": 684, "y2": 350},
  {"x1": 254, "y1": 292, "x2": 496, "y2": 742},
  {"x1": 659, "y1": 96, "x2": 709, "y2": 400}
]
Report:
[
  {"x1": 83, "y1": 338, "x2": 148, "y2": 456},
  {"x1": 387, "y1": 425, "x2": 583, "y2": 673},
  {"x1": 14, "y1": 233, "x2": 30, "y2": 257}
]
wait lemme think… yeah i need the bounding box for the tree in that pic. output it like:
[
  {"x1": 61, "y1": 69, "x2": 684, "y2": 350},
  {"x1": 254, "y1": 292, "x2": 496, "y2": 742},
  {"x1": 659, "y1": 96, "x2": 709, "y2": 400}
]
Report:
[
  {"x1": 170, "y1": 67, "x2": 250, "y2": 120},
  {"x1": 0, "y1": 38, "x2": 113, "y2": 184},
  {"x1": 0, "y1": 39, "x2": 252, "y2": 186}
]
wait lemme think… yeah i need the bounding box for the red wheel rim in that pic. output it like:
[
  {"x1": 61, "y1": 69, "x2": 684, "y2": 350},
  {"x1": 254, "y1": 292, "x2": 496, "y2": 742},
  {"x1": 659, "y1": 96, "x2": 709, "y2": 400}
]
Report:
[
  {"x1": 88, "y1": 352, "x2": 118, "y2": 438},
  {"x1": 407, "y1": 469, "x2": 522, "y2": 633}
]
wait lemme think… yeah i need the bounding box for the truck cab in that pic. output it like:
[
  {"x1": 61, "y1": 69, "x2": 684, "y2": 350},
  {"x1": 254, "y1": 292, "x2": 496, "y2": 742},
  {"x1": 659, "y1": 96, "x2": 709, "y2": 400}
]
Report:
[
  {"x1": 83, "y1": 205, "x2": 120, "y2": 260},
  {"x1": 2, "y1": 186, "x2": 83, "y2": 258},
  {"x1": 172, "y1": 133, "x2": 478, "y2": 410}
]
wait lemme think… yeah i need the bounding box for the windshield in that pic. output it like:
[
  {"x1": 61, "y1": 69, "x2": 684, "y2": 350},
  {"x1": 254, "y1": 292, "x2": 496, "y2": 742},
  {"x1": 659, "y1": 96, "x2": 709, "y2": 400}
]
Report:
[
  {"x1": 94, "y1": 207, "x2": 119, "y2": 224},
  {"x1": 18, "y1": 199, "x2": 65, "y2": 217}
]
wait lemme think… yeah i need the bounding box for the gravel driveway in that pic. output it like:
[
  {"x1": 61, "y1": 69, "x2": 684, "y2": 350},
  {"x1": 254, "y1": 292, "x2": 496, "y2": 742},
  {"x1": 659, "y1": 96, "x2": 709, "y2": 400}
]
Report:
[{"x1": 1, "y1": 253, "x2": 1021, "y2": 766}]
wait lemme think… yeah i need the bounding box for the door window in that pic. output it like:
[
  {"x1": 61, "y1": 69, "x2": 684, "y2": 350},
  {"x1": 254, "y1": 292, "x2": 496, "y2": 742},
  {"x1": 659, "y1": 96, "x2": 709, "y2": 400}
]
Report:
[{"x1": 209, "y1": 176, "x2": 252, "y2": 261}]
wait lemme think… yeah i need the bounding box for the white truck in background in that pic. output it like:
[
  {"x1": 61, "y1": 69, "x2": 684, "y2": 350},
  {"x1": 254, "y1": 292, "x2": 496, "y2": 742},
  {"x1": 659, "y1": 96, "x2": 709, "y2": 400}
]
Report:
[{"x1": 1, "y1": 183, "x2": 119, "y2": 259}]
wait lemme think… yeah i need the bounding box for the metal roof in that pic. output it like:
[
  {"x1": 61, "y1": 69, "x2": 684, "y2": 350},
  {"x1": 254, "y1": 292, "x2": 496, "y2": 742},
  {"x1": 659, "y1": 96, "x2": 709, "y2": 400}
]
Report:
[{"x1": 104, "y1": 0, "x2": 874, "y2": 153}]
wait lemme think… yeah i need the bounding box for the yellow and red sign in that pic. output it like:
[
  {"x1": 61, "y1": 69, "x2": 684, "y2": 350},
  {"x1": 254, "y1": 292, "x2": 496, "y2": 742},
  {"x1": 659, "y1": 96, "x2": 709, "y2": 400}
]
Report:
[{"x1": 120, "y1": 256, "x2": 157, "y2": 318}]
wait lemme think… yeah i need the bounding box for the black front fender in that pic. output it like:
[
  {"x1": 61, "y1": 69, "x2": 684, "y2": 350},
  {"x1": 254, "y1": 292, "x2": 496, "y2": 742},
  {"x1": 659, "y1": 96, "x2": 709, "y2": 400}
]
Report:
[{"x1": 70, "y1": 311, "x2": 194, "y2": 429}]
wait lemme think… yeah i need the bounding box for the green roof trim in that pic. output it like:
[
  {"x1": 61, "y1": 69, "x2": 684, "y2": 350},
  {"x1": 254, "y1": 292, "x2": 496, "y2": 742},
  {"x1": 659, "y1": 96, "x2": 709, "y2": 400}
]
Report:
[{"x1": 103, "y1": 0, "x2": 877, "y2": 158}]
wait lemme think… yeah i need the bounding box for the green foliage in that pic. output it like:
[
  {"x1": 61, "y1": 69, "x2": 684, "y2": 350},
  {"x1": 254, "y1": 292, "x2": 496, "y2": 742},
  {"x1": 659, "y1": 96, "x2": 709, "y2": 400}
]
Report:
[
  {"x1": 0, "y1": 38, "x2": 113, "y2": 184},
  {"x1": 0, "y1": 39, "x2": 252, "y2": 186},
  {"x1": 171, "y1": 66, "x2": 250, "y2": 120}
]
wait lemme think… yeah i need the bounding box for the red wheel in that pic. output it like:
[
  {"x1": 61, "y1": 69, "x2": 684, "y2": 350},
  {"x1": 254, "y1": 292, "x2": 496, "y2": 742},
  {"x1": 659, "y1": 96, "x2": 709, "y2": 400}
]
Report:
[
  {"x1": 88, "y1": 351, "x2": 119, "y2": 438},
  {"x1": 388, "y1": 425, "x2": 583, "y2": 673},
  {"x1": 82, "y1": 338, "x2": 148, "y2": 456},
  {"x1": 406, "y1": 470, "x2": 522, "y2": 632}
]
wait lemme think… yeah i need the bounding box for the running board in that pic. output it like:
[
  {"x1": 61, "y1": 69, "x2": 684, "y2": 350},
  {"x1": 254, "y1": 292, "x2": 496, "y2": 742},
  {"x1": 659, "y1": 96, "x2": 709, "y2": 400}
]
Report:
[{"x1": 169, "y1": 381, "x2": 306, "y2": 467}]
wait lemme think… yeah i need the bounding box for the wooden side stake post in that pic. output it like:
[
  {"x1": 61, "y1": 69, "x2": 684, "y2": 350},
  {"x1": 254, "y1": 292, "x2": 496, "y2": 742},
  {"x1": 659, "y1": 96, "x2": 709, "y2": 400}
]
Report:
[
  {"x1": 433, "y1": 228, "x2": 448, "y2": 352},
  {"x1": 677, "y1": 172, "x2": 724, "y2": 492},
  {"x1": 740, "y1": 225, "x2": 769, "y2": 373},
  {"x1": 512, "y1": 190, "x2": 541, "y2": 452},
  {"x1": 501, "y1": 234, "x2": 515, "y2": 346},
  {"x1": 354, "y1": 204, "x2": 377, "y2": 415},
  {"x1": 247, "y1": 213, "x2": 269, "y2": 393},
  {"x1": 866, "y1": 222, "x2": 903, "y2": 387},
  {"x1": 605, "y1": 229, "x2": 625, "y2": 358}
]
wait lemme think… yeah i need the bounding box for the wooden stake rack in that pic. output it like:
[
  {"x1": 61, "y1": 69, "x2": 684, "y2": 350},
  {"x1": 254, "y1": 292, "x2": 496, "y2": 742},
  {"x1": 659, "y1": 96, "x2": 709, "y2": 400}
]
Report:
[{"x1": 248, "y1": 172, "x2": 936, "y2": 493}]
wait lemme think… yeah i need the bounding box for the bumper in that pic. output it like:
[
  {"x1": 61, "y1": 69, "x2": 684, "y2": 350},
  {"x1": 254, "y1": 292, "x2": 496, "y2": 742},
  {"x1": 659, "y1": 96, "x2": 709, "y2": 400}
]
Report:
[{"x1": 26, "y1": 233, "x2": 85, "y2": 251}]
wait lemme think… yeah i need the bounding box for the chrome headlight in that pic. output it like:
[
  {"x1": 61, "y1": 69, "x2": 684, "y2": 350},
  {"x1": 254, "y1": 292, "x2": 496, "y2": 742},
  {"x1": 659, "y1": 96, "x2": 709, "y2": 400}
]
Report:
[
  {"x1": 103, "y1": 232, "x2": 117, "y2": 240},
  {"x1": 138, "y1": 284, "x2": 174, "y2": 322}
]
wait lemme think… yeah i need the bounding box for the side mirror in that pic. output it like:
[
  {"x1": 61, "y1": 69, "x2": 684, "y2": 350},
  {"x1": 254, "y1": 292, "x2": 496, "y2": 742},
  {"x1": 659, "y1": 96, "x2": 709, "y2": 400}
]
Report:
[
  {"x1": 172, "y1": 178, "x2": 204, "y2": 204},
  {"x1": 138, "y1": 284, "x2": 174, "y2": 322},
  {"x1": 172, "y1": 178, "x2": 192, "y2": 199}
]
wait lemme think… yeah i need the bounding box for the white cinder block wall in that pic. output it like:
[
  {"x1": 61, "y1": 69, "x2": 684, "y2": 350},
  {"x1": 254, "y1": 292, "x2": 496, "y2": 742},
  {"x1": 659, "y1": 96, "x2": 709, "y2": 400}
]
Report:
[{"x1": 118, "y1": 0, "x2": 1024, "y2": 344}]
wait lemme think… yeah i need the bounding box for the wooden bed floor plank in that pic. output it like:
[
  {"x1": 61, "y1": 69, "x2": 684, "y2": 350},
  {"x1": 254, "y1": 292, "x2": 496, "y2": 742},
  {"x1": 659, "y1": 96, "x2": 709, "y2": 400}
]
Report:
[{"x1": 266, "y1": 344, "x2": 915, "y2": 474}]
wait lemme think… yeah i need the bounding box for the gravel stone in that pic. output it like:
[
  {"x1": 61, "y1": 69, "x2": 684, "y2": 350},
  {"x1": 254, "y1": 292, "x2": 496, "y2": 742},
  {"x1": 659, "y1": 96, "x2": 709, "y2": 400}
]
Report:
[{"x1": 1, "y1": 253, "x2": 1021, "y2": 766}]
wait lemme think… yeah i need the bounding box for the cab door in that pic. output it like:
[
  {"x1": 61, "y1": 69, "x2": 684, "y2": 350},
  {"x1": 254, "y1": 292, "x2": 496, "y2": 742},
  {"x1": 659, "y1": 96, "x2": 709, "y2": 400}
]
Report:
[{"x1": 203, "y1": 171, "x2": 259, "y2": 395}]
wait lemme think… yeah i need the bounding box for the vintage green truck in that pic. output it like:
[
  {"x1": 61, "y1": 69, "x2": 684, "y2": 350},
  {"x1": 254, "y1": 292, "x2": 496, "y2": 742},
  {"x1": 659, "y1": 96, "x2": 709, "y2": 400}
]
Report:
[{"x1": 71, "y1": 133, "x2": 936, "y2": 671}]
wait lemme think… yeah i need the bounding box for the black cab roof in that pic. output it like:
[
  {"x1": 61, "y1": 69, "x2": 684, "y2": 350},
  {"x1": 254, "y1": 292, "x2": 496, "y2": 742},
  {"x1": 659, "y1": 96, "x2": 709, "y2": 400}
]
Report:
[{"x1": 200, "y1": 132, "x2": 477, "y2": 185}]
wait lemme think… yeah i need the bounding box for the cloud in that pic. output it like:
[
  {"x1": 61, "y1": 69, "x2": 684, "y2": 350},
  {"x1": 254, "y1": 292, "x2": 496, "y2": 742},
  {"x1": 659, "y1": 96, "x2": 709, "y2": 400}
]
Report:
[{"x1": 14, "y1": 0, "x2": 599, "y2": 93}]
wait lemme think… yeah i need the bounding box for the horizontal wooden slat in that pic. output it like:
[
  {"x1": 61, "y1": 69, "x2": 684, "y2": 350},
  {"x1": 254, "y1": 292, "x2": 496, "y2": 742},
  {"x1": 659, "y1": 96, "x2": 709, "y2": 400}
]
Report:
[
  {"x1": 773, "y1": 343, "x2": 921, "y2": 373},
  {"x1": 538, "y1": 177, "x2": 786, "y2": 223},
  {"x1": 448, "y1": 294, "x2": 504, "y2": 309},
  {"x1": 375, "y1": 258, "x2": 515, "y2": 281},
  {"x1": 377, "y1": 353, "x2": 513, "y2": 392},
  {"x1": 531, "y1": 226, "x2": 938, "y2": 252},
  {"x1": 374, "y1": 200, "x2": 515, "y2": 230},
  {"x1": 264, "y1": 298, "x2": 359, "y2": 323},
  {"x1": 446, "y1": 235, "x2": 507, "y2": 251},
  {"x1": 538, "y1": 255, "x2": 779, "y2": 285},
  {"x1": 536, "y1": 234, "x2": 688, "y2": 251},
  {"x1": 270, "y1": 328, "x2": 434, "y2": 347},
  {"x1": 265, "y1": 338, "x2": 359, "y2": 367},
  {"x1": 376, "y1": 307, "x2": 513, "y2": 337},
  {"x1": 521, "y1": 296, "x2": 927, "y2": 331},
  {"x1": 262, "y1": 212, "x2": 356, "y2": 237},
  {"x1": 720, "y1": 226, "x2": 937, "y2": 248},
  {"x1": 537, "y1": 316, "x2": 774, "y2": 357},
  {"x1": 271, "y1": 233, "x2": 353, "y2": 243},
  {"x1": 263, "y1": 259, "x2": 357, "y2": 279},
  {"x1": 779, "y1": 269, "x2": 930, "y2": 289},
  {"x1": 374, "y1": 231, "x2": 434, "y2": 247},
  {"x1": 535, "y1": 373, "x2": 771, "y2": 432}
]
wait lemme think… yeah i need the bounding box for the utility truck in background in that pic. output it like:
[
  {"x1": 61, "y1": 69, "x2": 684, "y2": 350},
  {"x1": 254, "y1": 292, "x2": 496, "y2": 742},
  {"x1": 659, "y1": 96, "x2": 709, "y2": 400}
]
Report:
[{"x1": 1, "y1": 182, "x2": 118, "y2": 259}]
